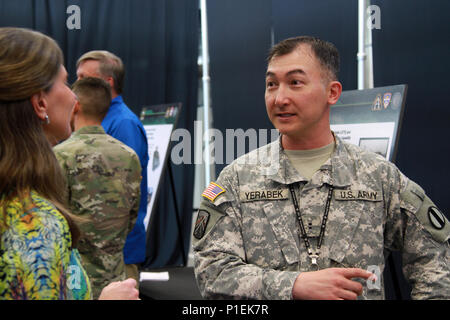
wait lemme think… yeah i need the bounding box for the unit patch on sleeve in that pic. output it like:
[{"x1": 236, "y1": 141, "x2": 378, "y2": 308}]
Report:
[
  {"x1": 193, "y1": 210, "x2": 210, "y2": 240},
  {"x1": 428, "y1": 206, "x2": 446, "y2": 230},
  {"x1": 400, "y1": 179, "x2": 450, "y2": 243}
]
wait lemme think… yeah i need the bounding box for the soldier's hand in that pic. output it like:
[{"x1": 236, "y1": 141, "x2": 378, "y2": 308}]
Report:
[
  {"x1": 292, "y1": 268, "x2": 373, "y2": 300},
  {"x1": 98, "y1": 278, "x2": 140, "y2": 300}
]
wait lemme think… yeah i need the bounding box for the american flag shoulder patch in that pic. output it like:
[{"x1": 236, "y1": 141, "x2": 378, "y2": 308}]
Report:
[{"x1": 201, "y1": 182, "x2": 225, "y2": 202}]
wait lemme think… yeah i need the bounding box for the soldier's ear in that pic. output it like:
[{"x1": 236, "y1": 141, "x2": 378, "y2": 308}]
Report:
[
  {"x1": 70, "y1": 101, "x2": 80, "y2": 131},
  {"x1": 327, "y1": 80, "x2": 342, "y2": 106},
  {"x1": 73, "y1": 100, "x2": 81, "y2": 115}
]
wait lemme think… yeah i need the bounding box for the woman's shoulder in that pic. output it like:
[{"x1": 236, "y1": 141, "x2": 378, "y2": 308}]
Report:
[
  {"x1": 0, "y1": 192, "x2": 74, "y2": 299},
  {"x1": 2, "y1": 191, "x2": 72, "y2": 253},
  {"x1": 3, "y1": 192, "x2": 71, "y2": 242}
]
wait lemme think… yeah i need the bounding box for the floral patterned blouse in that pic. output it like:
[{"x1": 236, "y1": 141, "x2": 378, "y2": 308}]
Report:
[{"x1": 0, "y1": 191, "x2": 91, "y2": 299}]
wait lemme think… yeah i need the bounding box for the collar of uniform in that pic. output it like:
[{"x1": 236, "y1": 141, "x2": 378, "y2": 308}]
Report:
[
  {"x1": 264, "y1": 135, "x2": 308, "y2": 185},
  {"x1": 73, "y1": 125, "x2": 106, "y2": 136},
  {"x1": 328, "y1": 134, "x2": 353, "y2": 187},
  {"x1": 264, "y1": 134, "x2": 352, "y2": 188}
]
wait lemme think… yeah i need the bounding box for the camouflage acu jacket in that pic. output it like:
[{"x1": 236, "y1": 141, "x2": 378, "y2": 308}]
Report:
[
  {"x1": 54, "y1": 125, "x2": 141, "y2": 298},
  {"x1": 193, "y1": 136, "x2": 449, "y2": 300}
]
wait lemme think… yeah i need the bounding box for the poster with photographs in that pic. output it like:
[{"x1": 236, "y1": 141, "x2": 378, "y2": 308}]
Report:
[
  {"x1": 359, "y1": 137, "x2": 390, "y2": 158},
  {"x1": 140, "y1": 103, "x2": 181, "y2": 230},
  {"x1": 331, "y1": 123, "x2": 394, "y2": 160},
  {"x1": 330, "y1": 84, "x2": 407, "y2": 162}
]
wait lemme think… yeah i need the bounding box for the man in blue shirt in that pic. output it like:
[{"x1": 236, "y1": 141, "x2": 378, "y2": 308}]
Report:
[{"x1": 76, "y1": 51, "x2": 149, "y2": 283}]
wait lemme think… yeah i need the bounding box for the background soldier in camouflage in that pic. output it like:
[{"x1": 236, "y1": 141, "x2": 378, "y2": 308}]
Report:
[
  {"x1": 54, "y1": 77, "x2": 141, "y2": 299},
  {"x1": 193, "y1": 36, "x2": 450, "y2": 300}
]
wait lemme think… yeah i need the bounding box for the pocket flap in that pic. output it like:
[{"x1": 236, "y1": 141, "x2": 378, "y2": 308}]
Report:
[
  {"x1": 262, "y1": 202, "x2": 299, "y2": 265},
  {"x1": 327, "y1": 209, "x2": 364, "y2": 264}
]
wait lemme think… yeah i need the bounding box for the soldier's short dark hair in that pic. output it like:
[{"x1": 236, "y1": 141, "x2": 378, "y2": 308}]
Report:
[
  {"x1": 267, "y1": 36, "x2": 340, "y2": 81},
  {"x1": 72, "y1": 77, "x2": 112, "y2": 120}
]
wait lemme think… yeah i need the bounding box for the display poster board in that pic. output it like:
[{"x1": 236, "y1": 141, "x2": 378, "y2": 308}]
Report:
[
  {"x1": 330, "y1": 84, "x2": 407, "y2": 162},
  {"x1": 140, "y1": 103, "x2": 181, "y2": 230}
]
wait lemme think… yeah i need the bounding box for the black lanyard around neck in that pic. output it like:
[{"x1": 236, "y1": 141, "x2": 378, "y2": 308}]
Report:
[{"x1": 288, "y1": 183, "x2": 334, "y2": 269}]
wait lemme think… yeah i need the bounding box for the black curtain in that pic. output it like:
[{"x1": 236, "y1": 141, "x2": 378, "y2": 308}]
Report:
[
  {"x1": 0, "y1": 0, "x2": 199, "y2": 268},
  {"x1": 207, "y1": 0, "x2": 273, "y2": 176},
  {"x1": 271, "y1": 0, "x2": 358, "y2": 90},
  {"x1": 370, "y1": 0, "x2": 450, "y2": 222}
]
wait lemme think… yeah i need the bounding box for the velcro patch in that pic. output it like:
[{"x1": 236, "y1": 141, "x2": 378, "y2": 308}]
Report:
[
  {"x1": 193, "y1": 210, "x2": 210, "y2": 240},
  {"x1": 192, "y1": 202, "x2": 226, "y2": 245},
  {"x1": 334, "y1": 189, "x2": 382, "y2": 202},
  {"x1": 400, "y1": 180, "x2": 450, "y2": 243},
  {"x1": 201, "y1": 182, "x2": 225, "y2": 202},
  {"x1": 428, "y1": 206, "x2": 446, "y2": 230},
  {"x1": 239, "y1": 189, "x2": 289, "y2": 202}
]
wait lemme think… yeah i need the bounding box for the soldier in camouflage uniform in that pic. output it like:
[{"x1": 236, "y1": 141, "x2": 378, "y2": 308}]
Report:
[
  {"x1": 54, "y1": 77, "x2": 141, "y2": 299},
  {"x1": 193, "y1": 36, "x2": 449, "y2": 300}
]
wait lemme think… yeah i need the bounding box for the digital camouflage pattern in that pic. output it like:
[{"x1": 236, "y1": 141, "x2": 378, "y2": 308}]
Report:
[
  {"x1": 54, "y1": 125, "x2": 141, "y2": 299},
  {"x1": 193, "y1": 135, "x2": 450, "y2": 300}
]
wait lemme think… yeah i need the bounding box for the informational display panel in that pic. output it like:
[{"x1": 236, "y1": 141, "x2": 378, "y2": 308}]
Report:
[
  {"x1": 140, "y1": 103, "x2": 181, "y2": 230},
  {"x1": 330, "y1": 85, "x2": 407, "y2": 162}
]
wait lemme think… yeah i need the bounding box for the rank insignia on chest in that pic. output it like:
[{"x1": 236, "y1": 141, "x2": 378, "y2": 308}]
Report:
[
  {"x1": 193, "y1": 210, "x2": 210, "y2": 239},
  {"x1": 202, "y1": 182, "x2": 225, "y2": 202}
]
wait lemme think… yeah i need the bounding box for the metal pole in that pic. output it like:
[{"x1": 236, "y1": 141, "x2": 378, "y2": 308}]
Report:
[
  {"x1": 200, "y1": 0, "x2": 213, "y2": 186},
  {"x1": 364, "y1": 7, "x2": 374, "y2": 89},
  {"x1": 358, "y1": 0, "x2": 367, "y2": 89},
  {"x1": 358, "y1": 0, "x2": 374, "y2": 89}
]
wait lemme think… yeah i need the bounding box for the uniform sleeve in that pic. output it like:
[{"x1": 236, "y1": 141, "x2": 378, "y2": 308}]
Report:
[
  {"x1": 385, "y1": 173, "x2": 450, "y2": 299},
  {"x1": 192, "y1": 167, "x2": 299, "y2": 300},
  {"x1": 128, "y1": 154, "x2": 142, "y2": 235},
  {"x1": 53, "y1": 149, "x2": 71, "y2": 204}
]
